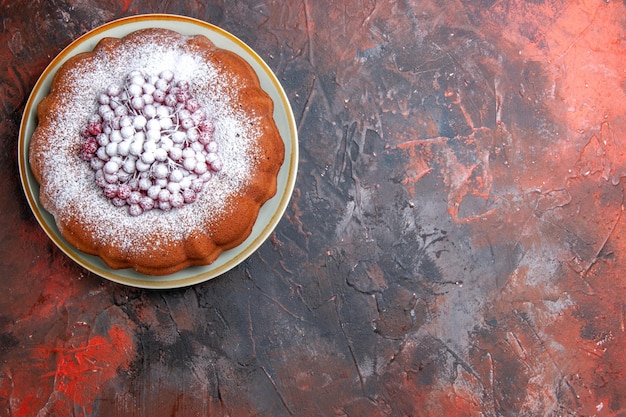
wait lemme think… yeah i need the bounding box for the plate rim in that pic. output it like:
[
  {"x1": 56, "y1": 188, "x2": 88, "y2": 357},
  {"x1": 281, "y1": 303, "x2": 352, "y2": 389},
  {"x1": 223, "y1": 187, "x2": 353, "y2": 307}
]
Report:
[{"x1": 18, "y1": 13, "x2": 298, "y2": 289}]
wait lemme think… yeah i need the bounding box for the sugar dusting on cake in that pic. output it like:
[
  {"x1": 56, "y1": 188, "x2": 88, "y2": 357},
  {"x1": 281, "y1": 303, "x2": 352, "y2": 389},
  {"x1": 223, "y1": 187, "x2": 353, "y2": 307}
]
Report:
[{"x1": 35, "y1": 31, "x2": 261, "y2": 254}]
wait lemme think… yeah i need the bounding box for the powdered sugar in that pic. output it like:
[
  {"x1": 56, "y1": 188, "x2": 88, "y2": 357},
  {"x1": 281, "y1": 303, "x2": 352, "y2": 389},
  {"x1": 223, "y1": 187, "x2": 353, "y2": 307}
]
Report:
[{"x1": 35, "y1": 31, "x2": 261, "y2": 254}]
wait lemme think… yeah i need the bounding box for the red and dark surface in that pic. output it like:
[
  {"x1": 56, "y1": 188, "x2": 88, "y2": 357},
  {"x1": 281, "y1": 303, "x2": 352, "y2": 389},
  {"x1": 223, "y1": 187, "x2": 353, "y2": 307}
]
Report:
[{"x1": 1, "y1": 0, "x2": 626, "y2": 415}]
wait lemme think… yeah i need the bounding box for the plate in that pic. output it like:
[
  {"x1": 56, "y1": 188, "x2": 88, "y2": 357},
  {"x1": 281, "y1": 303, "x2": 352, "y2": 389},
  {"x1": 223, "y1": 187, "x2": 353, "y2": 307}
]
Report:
[{"x1": 18, "y1": 14, "x2": 298, "y2": 289}]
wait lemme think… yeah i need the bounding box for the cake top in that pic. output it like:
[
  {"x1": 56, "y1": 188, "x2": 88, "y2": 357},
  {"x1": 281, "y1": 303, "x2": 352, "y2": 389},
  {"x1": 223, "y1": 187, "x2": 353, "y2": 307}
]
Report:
[{"x1": 33, "y1": 30, "x2": 263, "y2": 254}]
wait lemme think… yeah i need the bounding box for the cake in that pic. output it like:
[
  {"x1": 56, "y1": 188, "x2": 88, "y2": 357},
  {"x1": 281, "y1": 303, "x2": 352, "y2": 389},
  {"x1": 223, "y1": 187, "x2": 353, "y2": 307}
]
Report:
[{"x1": 29, "y1": 28, "x2": 285, "y2": 276}]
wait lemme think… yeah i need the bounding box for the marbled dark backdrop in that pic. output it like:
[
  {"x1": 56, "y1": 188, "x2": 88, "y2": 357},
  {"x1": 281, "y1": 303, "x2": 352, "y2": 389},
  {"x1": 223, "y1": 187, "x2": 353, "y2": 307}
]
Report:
[{"x1": 1, "y1": 0, "x2": 625, "y2": 416}]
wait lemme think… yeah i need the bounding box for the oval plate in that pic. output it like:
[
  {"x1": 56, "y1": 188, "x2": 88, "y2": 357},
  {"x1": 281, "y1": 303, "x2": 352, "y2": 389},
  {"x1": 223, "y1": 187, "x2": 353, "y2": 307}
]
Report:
[{"x1": 18, "y1": 14, "x2": 298, "y2": 289}]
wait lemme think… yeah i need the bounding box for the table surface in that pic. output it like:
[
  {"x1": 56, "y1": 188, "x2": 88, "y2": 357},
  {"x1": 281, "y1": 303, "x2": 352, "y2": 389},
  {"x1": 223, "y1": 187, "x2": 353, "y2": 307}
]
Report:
[{"x1": 2, "y1": 1, "x2": 626, "y2": 416}]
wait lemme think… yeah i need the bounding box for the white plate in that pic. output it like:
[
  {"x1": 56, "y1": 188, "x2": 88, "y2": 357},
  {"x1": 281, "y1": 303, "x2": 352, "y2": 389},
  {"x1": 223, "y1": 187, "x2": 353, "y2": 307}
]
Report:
[{"x1": 18, "y1": 14, "x2": 298, "y2": 289}]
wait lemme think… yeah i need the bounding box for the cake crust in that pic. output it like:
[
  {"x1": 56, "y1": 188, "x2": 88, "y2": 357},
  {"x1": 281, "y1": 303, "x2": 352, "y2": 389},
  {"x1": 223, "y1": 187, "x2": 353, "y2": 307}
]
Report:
[{"x1": 29, "y1": 28, "x2": 284, "y2": 276}]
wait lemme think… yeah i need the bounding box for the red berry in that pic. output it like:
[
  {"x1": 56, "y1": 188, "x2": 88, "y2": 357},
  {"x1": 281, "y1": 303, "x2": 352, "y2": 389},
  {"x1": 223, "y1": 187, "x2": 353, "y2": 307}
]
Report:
[
  {"x1": 165, "y1": 94, "x2": 177, "y2": 107},
  {"x1": 139, "y1": 196, "x2": 155, "y2": 211},
  {"x1": 185, "y1": 98, "x2": 200, "y2": 113},
  {"x1": 87, "y1": 121, "x2": 103, "y2": 136},
  {"x1": 158, "y1": 201, "x2": 172, "y2": 211},
  {"x1": 83, "y1": 137, "x2": 97, "y2": 152},
  {"x1": 176, "y1": 90, "x2": 190, "y2": 103},
  {"x1": 116, "y1": 184, "x2": 131, "y2": 200},
  {"x1": 95, "y1": 171, "x2": 107, "y2": 187},
  {"x1": 190, "y1": 179, "x2": 204, "y2": 192},
  {"x1": 182, "y1": 188, "x2": 196, "y2": 203},
  {"x1": 129, "y1": 204, "x2": 143, "y2": 216},
  {"x1": 103, "y1": 184, "x2": 118, "y2": 198},
  {"x1": 170, "y1": 192, "x2": 184, "y2": 208},
  {"x1": 198, "y1": 131, "x2": 213, "y2": 145},
  {"x1": 80, "y1": 140, "x2": 98, "y2": 161},
  {"x1": 198, "y1": 119, "x2": 215, "y2": 134},
  {"x1": 128, "y1": 191, "x2": 142, "y2": 205},
  {"x1": 181, "y1": 118, "x2": 194, "y2": 130}
]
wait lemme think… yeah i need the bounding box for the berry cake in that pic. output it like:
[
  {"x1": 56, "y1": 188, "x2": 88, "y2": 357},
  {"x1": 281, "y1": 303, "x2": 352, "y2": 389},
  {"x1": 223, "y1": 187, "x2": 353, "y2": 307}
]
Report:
[{"x1": 29, "y1": 28, "x2": 284, "y2": 276}]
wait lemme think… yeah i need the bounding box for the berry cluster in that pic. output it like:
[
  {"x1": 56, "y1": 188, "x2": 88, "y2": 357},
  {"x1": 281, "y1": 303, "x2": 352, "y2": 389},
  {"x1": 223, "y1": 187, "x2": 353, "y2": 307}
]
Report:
[{"x1": 80, "y1": 70, "x2": 222, "y2": 216}]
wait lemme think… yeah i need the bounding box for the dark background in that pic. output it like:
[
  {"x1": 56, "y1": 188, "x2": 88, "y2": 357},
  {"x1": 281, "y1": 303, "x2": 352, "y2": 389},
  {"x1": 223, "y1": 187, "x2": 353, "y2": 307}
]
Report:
[{"x1": 1, "y1": 0, "x2": 625, "y2": 415}]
